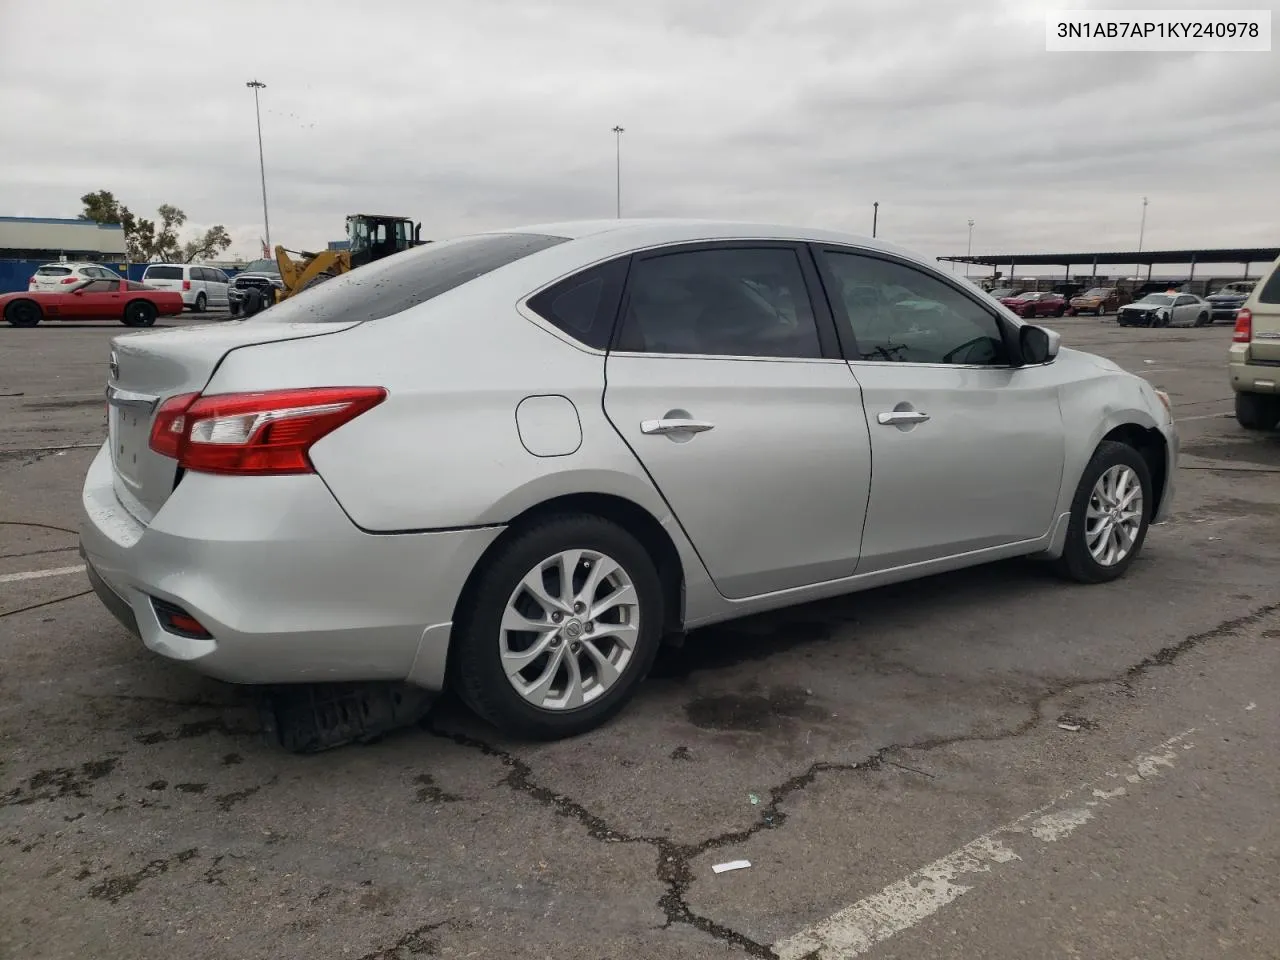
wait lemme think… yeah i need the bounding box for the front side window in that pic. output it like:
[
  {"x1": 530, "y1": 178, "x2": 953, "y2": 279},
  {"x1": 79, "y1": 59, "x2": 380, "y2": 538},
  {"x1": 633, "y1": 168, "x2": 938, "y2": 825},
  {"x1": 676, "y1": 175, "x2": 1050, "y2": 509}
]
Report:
[
  {"x1": 822, "y1": 251, "x2": 1009, "y2": 365},
  {"x1": 615, "y1": 247, "x2": 821, "y2": 359}
]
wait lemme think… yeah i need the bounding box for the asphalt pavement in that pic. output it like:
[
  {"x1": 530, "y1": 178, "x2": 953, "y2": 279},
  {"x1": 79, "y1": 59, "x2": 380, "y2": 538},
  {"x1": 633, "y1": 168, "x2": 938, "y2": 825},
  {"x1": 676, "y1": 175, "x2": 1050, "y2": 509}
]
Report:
[{"x1": 2, "y1": 314, "x2": 1277, "y2": 960}]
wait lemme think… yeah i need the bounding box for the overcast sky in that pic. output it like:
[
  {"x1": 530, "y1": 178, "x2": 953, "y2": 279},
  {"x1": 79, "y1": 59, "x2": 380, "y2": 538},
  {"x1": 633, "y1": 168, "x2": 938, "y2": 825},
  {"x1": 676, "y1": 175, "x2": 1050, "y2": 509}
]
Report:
[{"x1": 0, "y1": 0, "x2": 1275, "y2": 264}]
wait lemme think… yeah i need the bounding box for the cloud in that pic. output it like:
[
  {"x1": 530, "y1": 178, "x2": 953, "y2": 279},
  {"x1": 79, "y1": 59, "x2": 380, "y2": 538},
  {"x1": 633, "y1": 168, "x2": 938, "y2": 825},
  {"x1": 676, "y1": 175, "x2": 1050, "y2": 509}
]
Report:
[{"x1": 0, "y1": 0, "x2": 1273, "y2": 264}]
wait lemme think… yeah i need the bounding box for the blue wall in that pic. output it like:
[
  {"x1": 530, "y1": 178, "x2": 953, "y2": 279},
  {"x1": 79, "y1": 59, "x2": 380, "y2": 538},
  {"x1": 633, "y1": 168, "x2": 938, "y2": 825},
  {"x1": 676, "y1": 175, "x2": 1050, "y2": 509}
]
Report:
[{"x1": 0, "y1": 259, "x2": 242, "y2": 293}]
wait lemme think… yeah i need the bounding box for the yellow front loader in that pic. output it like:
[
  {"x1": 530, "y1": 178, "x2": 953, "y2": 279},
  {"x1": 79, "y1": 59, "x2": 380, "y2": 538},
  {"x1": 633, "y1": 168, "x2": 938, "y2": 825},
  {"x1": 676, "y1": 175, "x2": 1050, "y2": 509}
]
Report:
[{"x1": 244, "y1": 214, "x2": 422, "y2": 314}]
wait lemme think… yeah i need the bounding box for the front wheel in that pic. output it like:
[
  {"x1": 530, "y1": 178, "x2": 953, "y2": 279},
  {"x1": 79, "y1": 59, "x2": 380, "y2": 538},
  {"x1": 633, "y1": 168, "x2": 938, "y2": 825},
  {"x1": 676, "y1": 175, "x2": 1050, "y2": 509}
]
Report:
[
  {"x1": 1052, "y1": 440, "x2": 1153, "y2": 584},
  {"x1": 5, "y1": 299, "x2": 41, "y2": 327},
  {"x1": 1235, "y1": 392, "x2": 1280, "y2": 430},
  {"x1": 122, "y1": 300, "x2": 157, "y2": 327},
  {"x1": 1097, "y1": 305, "x2": 1106, "y2": 316},
  {"x1": 1195, "y1": 312, "x2": 1209, "y2": 327},
  {"x1": 452, "y1": 515, "x2": 664, "y2": 739}
]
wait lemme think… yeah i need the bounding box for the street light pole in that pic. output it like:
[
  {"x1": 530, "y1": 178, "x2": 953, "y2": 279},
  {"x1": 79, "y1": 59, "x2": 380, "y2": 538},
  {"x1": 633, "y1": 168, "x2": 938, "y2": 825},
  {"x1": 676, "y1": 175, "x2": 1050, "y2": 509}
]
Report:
[
  {"x1": 872, "y1": 201, "x2": 879, "y2": 238},
  {"x1": 966, "y1": 218, "x2": 975, "y2": 277},
  {"x1": 246, "y1": 80, "x2": 271, "y2": 254},
  {"x1": 1136, "y1": 195, "x2": 1148, "y2": 282},
  {"x1": 611, "y1": 125, "x2": 625, "y2": 218}
]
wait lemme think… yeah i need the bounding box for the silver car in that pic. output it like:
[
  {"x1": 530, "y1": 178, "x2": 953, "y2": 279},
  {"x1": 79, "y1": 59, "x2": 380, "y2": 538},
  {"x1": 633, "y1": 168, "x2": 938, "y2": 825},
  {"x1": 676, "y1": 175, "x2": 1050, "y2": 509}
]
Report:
[{"x1": 81, "y1": 219, "x2": 1178, "y2": 739}]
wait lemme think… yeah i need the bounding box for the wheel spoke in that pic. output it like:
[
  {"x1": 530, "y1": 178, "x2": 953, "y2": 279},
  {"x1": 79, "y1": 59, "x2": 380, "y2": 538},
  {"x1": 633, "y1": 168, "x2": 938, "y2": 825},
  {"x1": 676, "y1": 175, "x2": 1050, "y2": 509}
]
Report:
[
  {"x1": 500, "y1": 631, "x2": 559, "y2": 678},
  {"x1": 501, "y1": 606, "x2": 553, "y2": 634},
  {"x1": 580, "y1": 639, "x2": 620, "y2": 688},
  {"x1": 574, "y1": 554, "x2": 621, "y2": 608},
  {"x1": 560, "y1": 648, "x2": 586, "y2": 709},
  {"x1": 590, "y1": 583, "x2": 636, "y2": 622},
  {"x1": 520, "y1": 565, "x2": 570, "y2": 616},
  {"x1": 518, "y1": 645, "x2": 566, "y2": 706},
  {"x1": 591, "y1": 620, "x2": 639, "y2": 652}
]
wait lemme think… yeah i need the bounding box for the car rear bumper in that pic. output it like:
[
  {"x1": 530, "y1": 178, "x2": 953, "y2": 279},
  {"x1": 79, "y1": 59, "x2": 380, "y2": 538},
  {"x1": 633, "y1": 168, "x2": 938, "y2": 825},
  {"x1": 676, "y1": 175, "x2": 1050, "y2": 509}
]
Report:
[
  {"x1": 78, "y1": 444, "x2": 502, "y2": 689},
  {"x1": 1229, "y1": 357, "x2": 1280, "y2": 395}
]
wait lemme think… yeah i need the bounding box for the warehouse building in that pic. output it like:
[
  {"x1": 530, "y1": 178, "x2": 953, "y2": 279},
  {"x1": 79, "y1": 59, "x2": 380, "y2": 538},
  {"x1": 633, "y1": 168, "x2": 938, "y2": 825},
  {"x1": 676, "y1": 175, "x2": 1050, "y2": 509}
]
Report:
[{"x1": 0, "y1": 216, "x2": 129, "y2": 292}]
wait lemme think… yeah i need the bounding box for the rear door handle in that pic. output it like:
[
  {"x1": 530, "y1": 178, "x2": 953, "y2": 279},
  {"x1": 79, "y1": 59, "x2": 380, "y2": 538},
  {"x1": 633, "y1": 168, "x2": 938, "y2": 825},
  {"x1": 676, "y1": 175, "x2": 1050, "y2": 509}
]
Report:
[
  {"x1": 877, "y1": 410, "x2": 930, "y2": 426},
  {"x1": 641, "y1": 418, "x2": 716, "y2": 436}
]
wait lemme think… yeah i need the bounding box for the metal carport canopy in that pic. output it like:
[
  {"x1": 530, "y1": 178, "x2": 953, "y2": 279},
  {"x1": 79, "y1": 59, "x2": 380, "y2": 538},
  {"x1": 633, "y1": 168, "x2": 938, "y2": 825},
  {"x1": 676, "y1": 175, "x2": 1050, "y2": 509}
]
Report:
[{"x1": 938, "y1": 247, "x2": 1280, "y2": 268}]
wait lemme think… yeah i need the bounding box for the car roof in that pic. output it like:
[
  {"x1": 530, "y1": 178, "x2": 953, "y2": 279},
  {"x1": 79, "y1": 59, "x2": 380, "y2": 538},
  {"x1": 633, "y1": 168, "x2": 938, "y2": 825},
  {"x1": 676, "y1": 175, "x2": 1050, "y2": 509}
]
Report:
[{"x1": 464, "y1": 217, "x2": 933, "y2": 268}]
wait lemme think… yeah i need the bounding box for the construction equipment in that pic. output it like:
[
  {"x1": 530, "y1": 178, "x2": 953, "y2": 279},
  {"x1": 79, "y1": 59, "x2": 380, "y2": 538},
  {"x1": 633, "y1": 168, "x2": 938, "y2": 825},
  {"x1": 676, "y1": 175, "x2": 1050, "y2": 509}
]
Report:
[{"x1": 243, "y1": 214, "x2": 423, "y2": 315}]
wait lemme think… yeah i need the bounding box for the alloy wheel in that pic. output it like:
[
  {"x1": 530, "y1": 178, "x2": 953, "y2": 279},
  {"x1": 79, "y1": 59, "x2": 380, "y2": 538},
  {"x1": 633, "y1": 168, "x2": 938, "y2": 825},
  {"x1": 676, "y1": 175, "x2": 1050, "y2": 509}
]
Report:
[
  {"x1": 500, "y1": 549, "x2": 640, "y2": 711},
  {"x1": 1086, "y1": 464, "x2": 1144, "y2": 566}
]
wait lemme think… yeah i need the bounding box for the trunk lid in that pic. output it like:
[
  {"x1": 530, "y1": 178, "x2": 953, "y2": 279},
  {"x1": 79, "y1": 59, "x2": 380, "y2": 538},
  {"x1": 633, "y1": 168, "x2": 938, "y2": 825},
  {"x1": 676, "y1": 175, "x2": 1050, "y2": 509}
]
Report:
[{"x1": 106, "y1": 322, "x2": 357, "y2": 523}]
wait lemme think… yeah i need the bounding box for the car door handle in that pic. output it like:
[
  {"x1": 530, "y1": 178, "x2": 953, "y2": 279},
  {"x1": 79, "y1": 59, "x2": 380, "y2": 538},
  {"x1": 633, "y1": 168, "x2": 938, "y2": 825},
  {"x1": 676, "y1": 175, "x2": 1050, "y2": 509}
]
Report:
[
  {"x1": 877, "y1": 410, "x2": 931, "y2": 426},
  {"x1": 641, "y1": 418, "x2": 716, "y2": 436}
]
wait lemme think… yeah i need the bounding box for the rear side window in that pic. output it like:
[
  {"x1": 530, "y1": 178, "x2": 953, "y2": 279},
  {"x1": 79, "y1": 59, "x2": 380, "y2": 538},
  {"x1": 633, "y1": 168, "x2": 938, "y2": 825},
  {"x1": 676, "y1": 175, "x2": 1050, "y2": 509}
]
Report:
[
  {"x1": 256, "y1": 232, "x2": 568, "y2": 325},
  {"x1": 526, "y1": 258, "x2": 628, "y2": 350},
  {"x1": 36, "y1": 266, "x2": 72, "y2": 276},
  {"x1": 1259, "y1": 265, "x2": 1280, "y2": 305},
  {"x1": 144, "y1": 266, "x2": 183, "y2": 280}
]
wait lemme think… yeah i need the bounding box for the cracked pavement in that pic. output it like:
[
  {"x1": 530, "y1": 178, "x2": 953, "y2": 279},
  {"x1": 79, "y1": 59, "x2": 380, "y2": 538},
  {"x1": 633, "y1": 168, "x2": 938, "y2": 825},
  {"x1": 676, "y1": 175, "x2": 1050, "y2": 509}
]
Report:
[{"x1": 2, "y1": 316, "x2": 1278, "y2": 959}]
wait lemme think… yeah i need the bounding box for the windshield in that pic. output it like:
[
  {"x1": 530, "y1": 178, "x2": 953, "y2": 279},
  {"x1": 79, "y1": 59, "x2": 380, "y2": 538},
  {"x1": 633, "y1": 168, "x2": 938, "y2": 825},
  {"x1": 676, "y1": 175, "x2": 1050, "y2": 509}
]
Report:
[
  {"x1": 1138, "y1": 294, "x2": 1175, "y2": 305},
  {"x1": 1081, "y1": 288, "x2": 1110, "y2": 298},
  {"x1": 242, "y1": 259, "x2": 279, "y2": 274},
  {"x1": 989, "y1": 288, "x2": 1014, "y2": 298},
  {"x1": 1014, "y1": 292, "x2": 1038, "y2": 300}
]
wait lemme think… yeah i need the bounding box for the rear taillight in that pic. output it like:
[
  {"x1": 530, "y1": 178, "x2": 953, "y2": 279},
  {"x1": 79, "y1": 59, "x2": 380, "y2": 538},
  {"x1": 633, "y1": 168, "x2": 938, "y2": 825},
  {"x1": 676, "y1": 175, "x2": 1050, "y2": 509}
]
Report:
[
  {"x1": 1233, "y1": 308, "x2": 1253, "y2": 343},
  {"x1": 182, "y1": 279, "x2": 191, "y2": 291},
  {"x1": 148, "y1": 387, "x2": 386, "y2": 475},
  {"x1": 28, "y1": 276, "x2": 36, "y2": 284}
]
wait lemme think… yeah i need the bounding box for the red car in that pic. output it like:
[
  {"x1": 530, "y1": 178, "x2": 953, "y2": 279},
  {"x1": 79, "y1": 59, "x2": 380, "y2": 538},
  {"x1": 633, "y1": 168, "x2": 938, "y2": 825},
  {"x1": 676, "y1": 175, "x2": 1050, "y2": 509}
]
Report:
[
  {"x1": 998, "y1": 290, "x2": 1067, "y2": 319},
  {"x1": 2, "y1": 278, "x2": 185, "y2": 328}
]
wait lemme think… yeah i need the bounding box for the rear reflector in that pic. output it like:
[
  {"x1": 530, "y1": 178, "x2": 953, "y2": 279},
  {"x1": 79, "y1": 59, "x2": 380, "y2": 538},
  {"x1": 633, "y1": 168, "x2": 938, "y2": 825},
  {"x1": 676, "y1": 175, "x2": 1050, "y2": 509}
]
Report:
[
  {"x1": 147, "y1": 386, "x2": 386, "y2": 475},
  {"x1": 60, "y1": 277, "x2": 78, "y2": 284},
  {"x1": 1233, "y1": 308, "x2": 1253, "y2": 343},
  {"x1": 151, "y1": 598, "x2": 212, "y2": 639}
]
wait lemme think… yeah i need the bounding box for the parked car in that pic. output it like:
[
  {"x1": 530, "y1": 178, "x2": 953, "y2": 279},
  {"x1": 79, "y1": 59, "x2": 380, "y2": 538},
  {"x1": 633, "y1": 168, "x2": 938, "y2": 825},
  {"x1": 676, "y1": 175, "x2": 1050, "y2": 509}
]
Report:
[
  {"x1": 1228, "y1": 256, "x2": 1280, "y2": 430},
  {"x1": 1069, "y1": 287, "x2": 1125, "y2": 316},
  {"x1": 1116, "y1": 293, "x2": 1210, "y2": 328},
  {"x1": 3, "y1": 278, "x2": 185, "y2": 327},
  {"x1": 1206, "y1": 281, "x2": 1255, "y2": 324},
  {"x1": 140, "y1": 263, "x2": 231, "y2": 313},
  {"x1": 28, "y1": 262, "x2": 121, "y2": 292},
  {"x1": 81, "y1": 220, "x2": 1177, "y2": 741},
  {"x1": 227, "y1": 258, "x2": 285, "y2": 317},
  {"x1": 999, "y1": 290, "x2": 1067, "y2": 318}
]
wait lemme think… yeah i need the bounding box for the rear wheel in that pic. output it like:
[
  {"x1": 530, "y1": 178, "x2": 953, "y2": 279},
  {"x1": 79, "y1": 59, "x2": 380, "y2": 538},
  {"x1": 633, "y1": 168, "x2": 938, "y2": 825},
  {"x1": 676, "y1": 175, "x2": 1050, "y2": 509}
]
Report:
[
  {"x1": 1235, "y1": 392, "x2": 1280, "y2": 430},
  {"x1": 193, "y1": 292, "x2": 206, "y2": 313},
  {"x1": 4, "y1": 299, "x2": 41, "y2": 327},
  {"x1": 1097, "y1": 305, "x2": 1106, "y2": 316},
  {"x1": 1054, "y1": 305, "x2": 1066, "y2": 317},
  {"x1": 122, "y1": 300, "x2": 157, "y2": 327},
  {"x1": 452, "y1": 514, "x2": 664, "y2": 740},
  {"x1": 1052, "y1": 441, "x2": 1153, "y2": 584}
]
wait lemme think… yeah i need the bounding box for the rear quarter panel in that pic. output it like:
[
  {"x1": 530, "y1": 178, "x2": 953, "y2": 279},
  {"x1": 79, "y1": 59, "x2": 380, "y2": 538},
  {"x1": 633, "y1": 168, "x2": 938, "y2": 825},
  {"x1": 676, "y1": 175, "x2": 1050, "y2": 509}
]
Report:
[{"x1": 200, "y1": 264, "x2": 680, "y2": 535}]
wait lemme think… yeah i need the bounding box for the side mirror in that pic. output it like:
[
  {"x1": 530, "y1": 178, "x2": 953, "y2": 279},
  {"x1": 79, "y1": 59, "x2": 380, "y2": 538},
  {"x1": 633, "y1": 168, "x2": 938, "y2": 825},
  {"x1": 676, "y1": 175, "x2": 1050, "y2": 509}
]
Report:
[{"x1": 1019, "y1": 324, "x2": 1060, "y2": 365}]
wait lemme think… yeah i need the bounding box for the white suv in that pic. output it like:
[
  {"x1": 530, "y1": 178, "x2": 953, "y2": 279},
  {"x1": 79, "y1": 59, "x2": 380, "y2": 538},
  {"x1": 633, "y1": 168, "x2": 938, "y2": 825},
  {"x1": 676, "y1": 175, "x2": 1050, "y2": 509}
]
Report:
[
  {"x1": 140, "y1": 264, "x2": 231, "y2": 312},
  {"x1": 28, "y1": 262, "x2": 120, "y2": 292}
]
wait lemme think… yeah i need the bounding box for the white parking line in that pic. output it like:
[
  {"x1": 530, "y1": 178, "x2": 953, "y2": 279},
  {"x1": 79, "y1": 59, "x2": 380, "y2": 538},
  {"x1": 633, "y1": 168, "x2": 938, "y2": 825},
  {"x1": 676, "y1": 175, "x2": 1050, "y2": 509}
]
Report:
[
  {"x1": 0, "y1": 564, "x2": 87, "y2": 585},
  {"x1": 772, "y1": 728, "x2": 1198, "y2": 960}
]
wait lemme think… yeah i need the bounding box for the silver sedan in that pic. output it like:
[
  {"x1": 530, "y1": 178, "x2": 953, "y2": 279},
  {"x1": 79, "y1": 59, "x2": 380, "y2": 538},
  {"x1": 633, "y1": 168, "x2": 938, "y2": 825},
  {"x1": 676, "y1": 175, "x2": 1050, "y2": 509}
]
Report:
[{"x1": 81, "y1": 219, "x2": 1178, "y2": 740}]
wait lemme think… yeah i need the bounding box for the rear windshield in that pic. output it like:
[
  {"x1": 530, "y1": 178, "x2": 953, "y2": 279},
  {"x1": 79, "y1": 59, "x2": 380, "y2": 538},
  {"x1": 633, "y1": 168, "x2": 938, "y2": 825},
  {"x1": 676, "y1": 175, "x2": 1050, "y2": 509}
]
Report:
[
  {"x1": 144, "y1": 266, "x2": 184, "y2": 280},
  {"x1": 255, "y1": 232, "x2": 568, "y2": 324},
  {"x1": 1258, "y1": 268, "x2": 1280, "y2": 305},
  {"x1": 36, "y1": 266, "x2": 72, "y2": 276}
]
